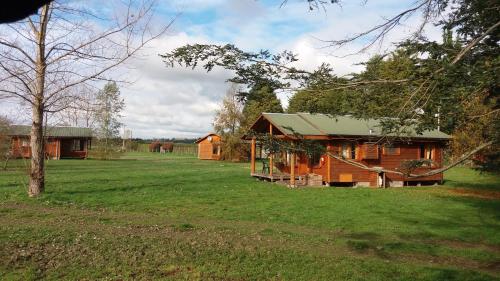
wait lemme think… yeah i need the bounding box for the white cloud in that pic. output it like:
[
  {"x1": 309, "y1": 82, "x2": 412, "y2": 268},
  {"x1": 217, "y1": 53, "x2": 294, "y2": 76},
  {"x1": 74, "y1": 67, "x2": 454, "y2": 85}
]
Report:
[{"x1": 117, "y1": 32, "x2": 233, "y2": 138}]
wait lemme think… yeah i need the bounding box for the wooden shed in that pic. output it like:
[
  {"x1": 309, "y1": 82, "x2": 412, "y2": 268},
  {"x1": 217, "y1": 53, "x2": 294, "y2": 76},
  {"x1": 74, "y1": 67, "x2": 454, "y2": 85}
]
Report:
[
  {"x1": 195, "y1": 133, "x2": 222, "y2": 160},
  {"x1": 245, "y1": 113, "x2": 452, "y2": 187},
  {"x1": 9, "y1": 125, "x2": 92, "y2": 159}
]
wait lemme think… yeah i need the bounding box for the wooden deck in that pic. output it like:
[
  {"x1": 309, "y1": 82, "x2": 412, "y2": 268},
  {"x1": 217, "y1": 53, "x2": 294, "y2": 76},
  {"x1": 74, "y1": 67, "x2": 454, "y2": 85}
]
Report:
[{"x1": 251, "y1": 172, "x2": 301, "y2": 182}]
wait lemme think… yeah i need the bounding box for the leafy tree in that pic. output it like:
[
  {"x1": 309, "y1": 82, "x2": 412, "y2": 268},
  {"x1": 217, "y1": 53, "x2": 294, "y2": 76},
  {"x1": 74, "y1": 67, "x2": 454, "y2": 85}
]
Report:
[
  {"x1": 213, "y1": 84, "x2": 247, "y2": 161},
  {"x1": 288, "y1": 74, "x2": 349, "y2": 114},
  {"x1": 220, "y1": 134, "x2": 249, "y2": 162},
  {"x1": 93, "y1": 82, "x2": 125, "y2": 160},
  {"x1": 213, "y1": 84, "x2": 244, "y2": 135},
  {"x1": 288, "y1": 51, "x2": 419, "y2": 119},
  {"x1": 241, "y1": 81, "x2": 283, "y2": 129}
]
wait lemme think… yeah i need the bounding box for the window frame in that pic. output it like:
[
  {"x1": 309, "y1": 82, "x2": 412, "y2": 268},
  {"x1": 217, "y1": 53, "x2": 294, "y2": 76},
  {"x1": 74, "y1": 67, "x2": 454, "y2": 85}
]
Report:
[
  {"x1": 418, "y1": 144, "x2": 438, "y2": 168},
  {"x1": 340, "y1": 142, "x2": 357, "y2": 160},
  {"x1": 21, "y1": 138, "x2": 29, "y2": 147},
  {"x1": 382, "y1": 144, "x2": 400, "y2": 156},
  {"x1": 419, "y1": 144, "x2": 435, "y2": 160},
  {"x1": 212, "y1": 144, "x2": 220, "y2": 155},
  {"x1": 310, "y1": 150, "x2": 323, "y2": 167},
  {"x1": 72, "y1": 139, "x2": 83, "y2": 151}
]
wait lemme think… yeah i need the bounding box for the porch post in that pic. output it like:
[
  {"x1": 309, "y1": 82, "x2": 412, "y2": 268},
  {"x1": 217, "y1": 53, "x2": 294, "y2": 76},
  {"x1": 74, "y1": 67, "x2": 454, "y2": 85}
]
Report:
[
  {"x1": 250, "y1": 137, "x2": 256, "y2": 175},
  {"x1": 290, "y1": 150, "x2": 296, "y2": 187},
  {"x1": 57, "y1": 139, "x2": 60, "y2": 160},
  {"x1": 327, "y1": 143, "x2": 331, "y2": 183},
  {"x1": 269, "y1": 123, "x2": 273, "y2": 178},
  {"x1": 85, "y1": 139, "x2": 89, "y2": 159}
]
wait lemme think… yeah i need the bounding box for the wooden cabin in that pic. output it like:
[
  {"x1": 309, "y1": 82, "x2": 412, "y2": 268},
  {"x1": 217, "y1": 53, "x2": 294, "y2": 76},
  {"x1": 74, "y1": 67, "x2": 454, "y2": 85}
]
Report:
[
  {"x1": 9, "y1": 125, "x2": 92, "y2": 159},
  {"x1": 245, "y1": 113, "x2": 452, "y2": 187},
  {"x1": 196, "y1": 133, "x2": 222, "y2": 160}
]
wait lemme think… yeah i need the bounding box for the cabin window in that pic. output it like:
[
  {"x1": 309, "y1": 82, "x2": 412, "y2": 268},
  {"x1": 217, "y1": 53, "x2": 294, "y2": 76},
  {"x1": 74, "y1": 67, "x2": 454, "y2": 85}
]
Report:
[
  {"x1": 383, "y1": 144, "x2": 400, "y2": 155},
  {"x1": 21, "y1": 139, "x2": 29, "y2": 147},
  {"x1": 72, "y1": 139, "x2": 81, "y2": 151},
  {"x1": 340, "y1": 143, "x2": 356, "y2": 159},
  {"x1": 212, "y1": 144, "x2": 220, "y2": 155},
  {"x1": 351, "y1": 143, "x2": 356, "y2": 159},
  {"x1": 310, "y1": 151, "x2": 322, "y2": 167},
  {"x1": 419, "y1": 144, "x2": 434, "y2": 160},
  {"x1": 341, "y1": 143, "x2": 349, "y2": 158}
]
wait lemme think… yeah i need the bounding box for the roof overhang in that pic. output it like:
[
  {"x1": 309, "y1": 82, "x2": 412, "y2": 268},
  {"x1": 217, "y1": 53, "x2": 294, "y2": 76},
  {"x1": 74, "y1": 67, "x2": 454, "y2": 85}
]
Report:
[
  {"x1": 242, "y1": 113, "x2": 452, "y2": 142},
  {"x1": 195, "y1": 133, "x2": 220, "y2": 143}
]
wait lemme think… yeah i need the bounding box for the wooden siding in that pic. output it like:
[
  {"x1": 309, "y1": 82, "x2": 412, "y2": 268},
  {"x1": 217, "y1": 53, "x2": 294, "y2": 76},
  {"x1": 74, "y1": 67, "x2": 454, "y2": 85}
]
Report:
[
  {"x1": 362, "y1": 143, "x2": 379, "y2": 159},
  {"x1": 197, "y1": 135, "x2": 222, "y2": 160},
  {"x1": 10, "y1": 136, "x2": 89, "y2": 159},
  {"x1": 276, "y1": 140, "x2": 445, "y2": 187}
]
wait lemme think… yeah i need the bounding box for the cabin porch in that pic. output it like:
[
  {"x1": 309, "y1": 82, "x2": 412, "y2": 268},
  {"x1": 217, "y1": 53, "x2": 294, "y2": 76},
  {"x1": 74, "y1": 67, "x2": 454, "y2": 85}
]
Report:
[{"x1": 251, "y1": 172, "x2": 295, "y2": 182}]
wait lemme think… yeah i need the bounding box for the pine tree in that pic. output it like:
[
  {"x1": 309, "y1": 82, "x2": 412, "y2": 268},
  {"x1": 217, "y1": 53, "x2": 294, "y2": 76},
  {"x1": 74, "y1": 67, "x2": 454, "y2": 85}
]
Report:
[{"x1": 241, "y1": 82, "x2": 283, "y2": 129}]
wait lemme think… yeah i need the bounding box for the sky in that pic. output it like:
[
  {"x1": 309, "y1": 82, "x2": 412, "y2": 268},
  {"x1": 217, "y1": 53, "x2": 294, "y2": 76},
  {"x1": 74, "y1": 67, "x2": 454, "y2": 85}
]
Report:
[{"x1": 1, "y1": 0, "x2": 442, "y2": 139}]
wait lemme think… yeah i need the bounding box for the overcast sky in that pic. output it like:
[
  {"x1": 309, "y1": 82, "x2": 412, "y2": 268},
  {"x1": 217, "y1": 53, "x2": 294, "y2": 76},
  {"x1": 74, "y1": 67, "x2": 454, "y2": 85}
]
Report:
[{"x1": 1, "y1": 0, "x2": 442, "y2": 139}]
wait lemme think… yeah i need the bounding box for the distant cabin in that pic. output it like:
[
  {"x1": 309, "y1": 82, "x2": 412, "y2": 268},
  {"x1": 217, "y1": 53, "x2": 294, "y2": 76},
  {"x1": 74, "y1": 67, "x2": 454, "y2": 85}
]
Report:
[
  {"x1": 245, "y1": 113, "x2": 452, "y2": 187},
  {"x1": 9, "y1": 125, "x2": 92, "y2": 159},
  {"x1": 195, "y1": 133, "x2": 222, "y2": 160}
]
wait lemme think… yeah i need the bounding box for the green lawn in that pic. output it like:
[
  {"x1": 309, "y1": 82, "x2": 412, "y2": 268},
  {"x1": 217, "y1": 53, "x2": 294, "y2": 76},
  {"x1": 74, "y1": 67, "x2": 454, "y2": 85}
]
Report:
[{"x1": 0, "y1": 153, "x2": 499, "y2": 280}]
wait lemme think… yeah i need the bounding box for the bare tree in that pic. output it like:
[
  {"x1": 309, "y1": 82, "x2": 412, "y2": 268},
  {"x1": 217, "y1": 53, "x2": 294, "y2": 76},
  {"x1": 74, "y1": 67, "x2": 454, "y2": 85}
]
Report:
[
  {"x1": 0, "y1": 1, "x2": 175, "y2": 196},
  {"x1": 0, "y1": 115, "x2": 12, "y2": 170},
  {"x1": 55, "y1": 85, "x2": 98, "y2": 128},
  {"x1": 213, "y1": 83, "x2": 244, "y2": 135}
]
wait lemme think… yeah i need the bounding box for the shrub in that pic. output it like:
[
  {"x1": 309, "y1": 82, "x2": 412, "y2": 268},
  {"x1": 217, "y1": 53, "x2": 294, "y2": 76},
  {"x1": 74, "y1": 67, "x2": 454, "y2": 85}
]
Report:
[{"x1": 89, "y1": 138, "x2": 124, "y2": 160}]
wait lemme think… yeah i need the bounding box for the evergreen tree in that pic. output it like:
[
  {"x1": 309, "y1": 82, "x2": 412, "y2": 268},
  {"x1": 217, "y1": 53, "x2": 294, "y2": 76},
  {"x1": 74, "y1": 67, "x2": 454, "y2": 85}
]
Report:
[{"x1": 241, "y1": 81, "x2": 283, "y2": 129}]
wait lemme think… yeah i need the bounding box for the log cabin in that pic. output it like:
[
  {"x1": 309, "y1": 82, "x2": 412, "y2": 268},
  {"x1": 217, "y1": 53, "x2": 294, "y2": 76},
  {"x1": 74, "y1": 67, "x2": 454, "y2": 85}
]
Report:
[
  {"x1": 196, "y1": 133, "x2": 222, "y2": 160},
  {"x1": 245, "y1": 113, "x2": 452, "y2": 187},
  {"x1": 9, "y1": 125, "x2": 92, "y2": 159}
]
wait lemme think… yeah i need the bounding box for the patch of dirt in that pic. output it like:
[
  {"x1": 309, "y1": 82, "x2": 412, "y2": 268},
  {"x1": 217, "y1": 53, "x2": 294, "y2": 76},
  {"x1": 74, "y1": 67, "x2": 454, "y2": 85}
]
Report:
[
  {"x1": 448, "y1": 188, "x2": 500, "y2": 200},
  {"x1": 483, "y1": 261, "x2": 500, "y2": 272},
  {"x1": 435, "y1": 239, "x2": 500, "y2": 254}
]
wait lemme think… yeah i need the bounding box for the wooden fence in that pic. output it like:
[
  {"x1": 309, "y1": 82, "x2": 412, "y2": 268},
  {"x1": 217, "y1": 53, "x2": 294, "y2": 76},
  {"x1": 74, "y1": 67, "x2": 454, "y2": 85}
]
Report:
[
  {"x1": 135, "y1": 143, "x2": 197, "y2": 156},
  {"x1": 172, "y1": 143, "x2": 198, "y2": 155}
]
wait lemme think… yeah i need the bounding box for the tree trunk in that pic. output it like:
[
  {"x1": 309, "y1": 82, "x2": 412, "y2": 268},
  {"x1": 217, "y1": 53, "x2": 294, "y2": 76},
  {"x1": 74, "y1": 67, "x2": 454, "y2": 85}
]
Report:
[
  {"x1": 29, "y1": 4, "x2": 49, "y2": 197},
  {"x1": 29, "y1": 103, "x2": 45, "y2": 197}
]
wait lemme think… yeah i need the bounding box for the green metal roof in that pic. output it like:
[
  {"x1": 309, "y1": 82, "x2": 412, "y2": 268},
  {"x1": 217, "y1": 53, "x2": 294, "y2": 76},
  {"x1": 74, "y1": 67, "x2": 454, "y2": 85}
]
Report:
[
  {"x1": 9, "y1": 125, "x2": 92, "y2": 138},
  {"x1": 262, "y1": 113, "x2": 323, "y2": 135},
  {"x1": 261, "y1": 113, "x2": 451, "y2": 140}
]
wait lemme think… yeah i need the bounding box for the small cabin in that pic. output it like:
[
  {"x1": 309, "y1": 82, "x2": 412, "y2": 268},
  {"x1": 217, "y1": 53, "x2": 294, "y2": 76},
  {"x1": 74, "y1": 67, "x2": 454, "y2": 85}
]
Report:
[
  {"x1": 9, "y1": 125, "x2": 92, "y2": 159},
  {"x1": 195, "y1": 133, "x2": 222, "y2": 160},
  {"x1": 245, "y1": 113, "x2": 452, "y2": 187}
]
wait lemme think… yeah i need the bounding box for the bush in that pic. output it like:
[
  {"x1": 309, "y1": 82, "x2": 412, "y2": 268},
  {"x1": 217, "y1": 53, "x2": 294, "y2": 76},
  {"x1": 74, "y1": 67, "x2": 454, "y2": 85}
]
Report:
[
  {"x1": 89, "y1": 138, "x2": 124, "y2": 160},
  {"x1": 220, "y1": 134, "x2": 249, "y2": 162}
]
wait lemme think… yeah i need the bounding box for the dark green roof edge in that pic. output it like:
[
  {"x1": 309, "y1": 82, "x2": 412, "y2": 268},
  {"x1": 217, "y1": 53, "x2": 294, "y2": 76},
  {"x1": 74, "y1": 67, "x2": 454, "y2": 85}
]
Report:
[
  {"x1": 8, "y1": 125, "x2": 93, "y2": 138},
  {"x1": 261, "y1": 113, "x2": 452, "y2": 140}
]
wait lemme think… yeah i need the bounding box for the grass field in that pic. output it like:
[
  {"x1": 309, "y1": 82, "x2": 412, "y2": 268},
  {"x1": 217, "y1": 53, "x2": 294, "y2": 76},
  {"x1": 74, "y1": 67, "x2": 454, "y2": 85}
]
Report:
[{"x1": 0, "y1": 153, "x2": 499, "y2": 280}]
